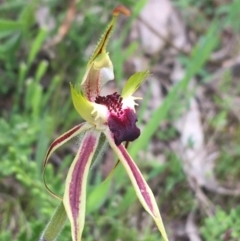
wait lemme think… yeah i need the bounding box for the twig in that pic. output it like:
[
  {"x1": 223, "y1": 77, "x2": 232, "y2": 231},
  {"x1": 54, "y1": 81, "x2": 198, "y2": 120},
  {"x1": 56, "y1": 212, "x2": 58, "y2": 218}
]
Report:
[
  {"x1": 44, "y1": 0, "x2": 77, "y2": 49},
  {"x1": 186, "y1": 206, "x2": 202, "y2": 241},
  {"x1": 137, "y1": 16, "x2": 190, "y2": 56}
]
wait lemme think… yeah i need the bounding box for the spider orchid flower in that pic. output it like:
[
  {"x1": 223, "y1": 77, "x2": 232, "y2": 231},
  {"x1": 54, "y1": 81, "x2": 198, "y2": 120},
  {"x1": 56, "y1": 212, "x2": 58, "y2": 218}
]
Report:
[{"x1": 42, "y1": 6, "x2": 169, "y2": 241}]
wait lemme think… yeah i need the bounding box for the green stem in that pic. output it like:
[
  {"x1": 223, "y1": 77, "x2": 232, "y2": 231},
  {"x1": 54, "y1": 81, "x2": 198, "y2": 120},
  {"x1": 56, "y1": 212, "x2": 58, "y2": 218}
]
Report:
[{"x1": 40, "y1": 202, "x2": 67, "y2": 241}]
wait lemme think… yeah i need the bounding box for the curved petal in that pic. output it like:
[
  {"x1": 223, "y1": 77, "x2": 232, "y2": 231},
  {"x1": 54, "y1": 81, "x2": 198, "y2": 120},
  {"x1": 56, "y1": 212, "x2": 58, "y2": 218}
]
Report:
[
  {"x1": 121, "y1": 70, "x2": 150, "y2": 98},
  {"x1": 104, "y1": 129, "x2": 169, "y2": 241},
  {"x1": 43, "y1": 122, "x2": 91, "y2": 200},
  {"x1": 63, "y1": 129, "x2": 101, "y2": 241}
]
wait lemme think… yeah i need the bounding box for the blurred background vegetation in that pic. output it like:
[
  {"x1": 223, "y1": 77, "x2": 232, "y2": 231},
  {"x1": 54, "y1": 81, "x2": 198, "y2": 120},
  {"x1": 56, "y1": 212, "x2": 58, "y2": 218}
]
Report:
[{"x1": 1, "y1": 0, "x2": 240, "y2": 240}]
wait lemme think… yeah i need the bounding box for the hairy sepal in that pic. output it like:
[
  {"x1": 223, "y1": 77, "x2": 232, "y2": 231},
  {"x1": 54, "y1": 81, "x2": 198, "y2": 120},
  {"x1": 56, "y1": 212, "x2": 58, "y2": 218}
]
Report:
[
  {"x1": 81, "y1": 6, "x2": 130, "y2": 101},
  {"x1": 104, "y1": 129, "x2": 169, "y2": 241},
  {"x1": 85, "y1": 5, "x2": 130, "y2": 70},
  {"x1": 80, "y1": 10, "x2": 117, "y2": 100},
  {"x1": 43, "y1": 123, "x2": 91, "y2": 200},
  {"x1": 121, "y1": 70, "x2": 150, "y2": 98},
  {"x1": 63, "y1": 129, "x2": 101, "y2": 241}
]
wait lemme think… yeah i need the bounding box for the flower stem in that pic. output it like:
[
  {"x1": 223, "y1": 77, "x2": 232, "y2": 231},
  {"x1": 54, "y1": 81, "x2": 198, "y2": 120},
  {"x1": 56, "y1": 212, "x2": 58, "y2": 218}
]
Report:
[{"x1": 40, "y1": 202, "x2": 67, "y2": 241}]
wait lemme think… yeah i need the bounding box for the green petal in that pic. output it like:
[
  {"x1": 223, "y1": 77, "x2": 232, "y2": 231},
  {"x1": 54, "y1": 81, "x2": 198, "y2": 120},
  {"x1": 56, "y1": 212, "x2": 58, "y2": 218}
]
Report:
[
  {"x1": 63, "y1": 129, "x2": 101, "y2": 241},
  {"x1": 121, "y1": 70, "x2": 150, "y2": 98},
  {"x1": 70, "y1": 83, "x2": 95, "y2": 123}
]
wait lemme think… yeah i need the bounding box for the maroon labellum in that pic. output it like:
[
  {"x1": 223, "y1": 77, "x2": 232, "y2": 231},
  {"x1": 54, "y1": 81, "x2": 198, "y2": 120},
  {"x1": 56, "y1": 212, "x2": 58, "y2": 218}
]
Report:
[{"x1": 95, "y1": 92, "x2": 140, "y2": 145}]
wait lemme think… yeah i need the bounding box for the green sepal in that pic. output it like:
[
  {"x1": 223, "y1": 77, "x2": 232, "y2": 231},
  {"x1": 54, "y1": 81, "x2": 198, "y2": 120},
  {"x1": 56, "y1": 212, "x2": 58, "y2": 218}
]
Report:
[
  {"x1": 87, "y1": 15, "x2": 117, "y2": 68},
  {"x1": 121, "y1": 70, "x2": 150, "y2": 98}
]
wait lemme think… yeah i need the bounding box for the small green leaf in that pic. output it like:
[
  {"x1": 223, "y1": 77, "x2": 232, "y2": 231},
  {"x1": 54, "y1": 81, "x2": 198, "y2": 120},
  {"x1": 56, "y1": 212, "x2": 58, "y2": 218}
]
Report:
[
  {"x1": 18, "y1": 62, "x2": 27, "y2": 93},
  {"x1": 31, "y1": 83, "x2": 42, "y2": 120},
  {"x1": 0, "y1": 19, "x2": 22, "y2": 32},
  {"x1": 35, "y1": 60, "x2": 49, "y2": 84},
  {"x1": 42, "y1": 75, "x2": 61, "y2": 107},
  {"x1": 19, "y1": 2, "x2": 36, "y2": 33},
  {"x1": 0, "y1": 32, "x2": 21, "y2": 54},
  {"x1": 27, "y1": 28, "x2": 47, "y2": 67}
]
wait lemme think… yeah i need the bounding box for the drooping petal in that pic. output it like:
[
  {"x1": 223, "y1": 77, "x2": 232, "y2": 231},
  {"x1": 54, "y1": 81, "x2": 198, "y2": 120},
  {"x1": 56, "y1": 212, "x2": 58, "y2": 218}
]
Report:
[
  {"x1": 43, "y1": 122, "x2": 91, "y2": 200},
  {"x1": 63, "y1": 129, "x2": 101, "y2": 241},
  {"x1": 104, "y1": 129, "x2": 169, "y2": 241},
  {"x1": 121, "y1": 70, "x2": 150, "y2": 99},
  {"x1": 81, "y1": 5, "x2": 131, "y2": 101}
]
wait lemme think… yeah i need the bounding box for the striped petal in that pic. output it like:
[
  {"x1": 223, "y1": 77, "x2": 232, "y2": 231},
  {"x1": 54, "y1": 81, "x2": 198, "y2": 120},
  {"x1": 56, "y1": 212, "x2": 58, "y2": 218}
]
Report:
[
  {"x1": 43, "y1": 122, "x2": 92, "y2": 200},
  {"x1": 63, "y1": 129, "x2": 101, "y2": 241},
  {"x1": 104, "y1": 129, "x2": 169, "y2": 241}
]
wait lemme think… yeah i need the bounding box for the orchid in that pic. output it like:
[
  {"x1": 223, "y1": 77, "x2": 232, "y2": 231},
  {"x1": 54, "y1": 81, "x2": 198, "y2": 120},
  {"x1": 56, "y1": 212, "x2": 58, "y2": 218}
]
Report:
[{"x1": 42, "y1": 5, "x2": 169, "y2": 241}]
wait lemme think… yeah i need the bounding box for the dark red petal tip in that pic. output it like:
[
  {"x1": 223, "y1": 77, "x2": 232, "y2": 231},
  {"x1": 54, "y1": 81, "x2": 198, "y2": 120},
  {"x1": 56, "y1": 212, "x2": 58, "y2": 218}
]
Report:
[{"x1": 108, "y1": 108, "x2": 140, "y2": 146}]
